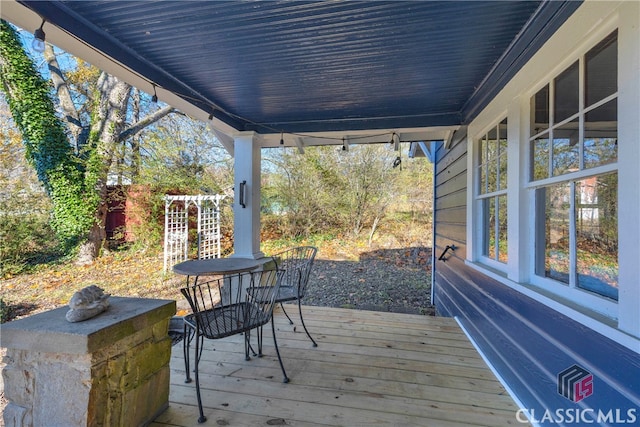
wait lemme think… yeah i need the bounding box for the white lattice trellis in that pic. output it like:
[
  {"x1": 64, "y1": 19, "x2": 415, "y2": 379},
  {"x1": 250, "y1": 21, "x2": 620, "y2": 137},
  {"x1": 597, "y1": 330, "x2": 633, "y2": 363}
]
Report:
[{"x1": 163, "y1": 194, "x2": 226, "y2": 271}]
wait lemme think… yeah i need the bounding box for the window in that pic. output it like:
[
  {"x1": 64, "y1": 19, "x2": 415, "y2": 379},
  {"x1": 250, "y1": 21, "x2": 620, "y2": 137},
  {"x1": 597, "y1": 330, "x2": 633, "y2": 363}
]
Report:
[
  {"x1": 477, "y1": 118, "x2": 508, "y2": 264},
  {"x1": 530, "y1": 31, "x2": 618, "y2": 301}
]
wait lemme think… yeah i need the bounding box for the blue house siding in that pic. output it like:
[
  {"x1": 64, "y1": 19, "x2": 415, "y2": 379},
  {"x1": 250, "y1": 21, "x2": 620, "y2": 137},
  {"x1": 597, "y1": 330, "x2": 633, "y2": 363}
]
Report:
[
  {"x1": 433, "y1": 132, "x2": 640, "y2": 425},
  {"x1": 433, "y1": 129, "x2": 467, "y2": 266}
]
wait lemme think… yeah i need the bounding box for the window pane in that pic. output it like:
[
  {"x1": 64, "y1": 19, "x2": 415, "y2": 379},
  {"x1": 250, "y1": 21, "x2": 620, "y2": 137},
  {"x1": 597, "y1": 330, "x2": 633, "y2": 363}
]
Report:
[
  {"x1": 487, "y1": 160, "x2": 497, "y2": 193},
  {"x1": 584, "y1": 99, "x2": 617, "y2": 168},
  {"x1": 545, "y1": 183, "x2": 570, "y2": 284},
  {"x1": 499, "y1": 119, "x2": 508, "y2": 190},
  {"x1": 531, "y1": 85, "x2": 549, "y2": 135},
  {"x1": 497, "y1": 195, "x2": 508, "y2": 263},
  {"x1": 554, "y1": 61, "x2": 579, "y2": 123},
  {"x1": 499, "y1": 151, "x2": 508, "y2": 191},
  {"x1": 485, "y1": 198, "x2": 496, "y2": 259},
  {"x1": 487, "y1": 127, "x2": 498, "y2": 160},
  {"x1": 552, "y1": 118, "x2": 580, "y2": 176},
  {"x1": 575, "y1": 174, "x2": 618, "y2": 300},
  {"x1": 532, "y1": 135, "x2": 549, "y2": 181},
  {"x1": 487, "y1": 128, "x2": 498, "y2": 193},
  {"x1": 585, "y1": 30, "x2": 617, "y2": 108}
]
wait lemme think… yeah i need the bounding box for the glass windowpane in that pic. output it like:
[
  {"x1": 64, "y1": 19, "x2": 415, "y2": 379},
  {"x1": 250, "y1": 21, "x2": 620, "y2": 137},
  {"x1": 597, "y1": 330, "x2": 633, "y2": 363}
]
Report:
[
  {"x1": 585, "y1": 31, "x2": 617, "y2": 108},
  {"x1": 497, "y1": 195, "x2": 508, "y2": 264},
  {"x1": 487, "y1": 160, "x2": 497, "y2": 193},
  {"x1": 532, "y1": 135, "x2": 549, "y2": 181},
  {"x1": 531, "y1": 85, "x2": 549, "y2": 135},
  {"x1": 554, "y1": 61, "x2": 579, "y2": 123},
  {"x1": 575, "y1": 174, "x2": 618, "y2": 300},
  {"x1": 486, "y1": 198, "x2": 496, "y2": 259},
  {"x1": 499, "y1": 118, "x2": 508, "y2": 140},
  {"x1": 544, "y1": 183, "x2": 571, "y2": 284},
  {"x1": 552, "y1": 118, "x2": 580, "y2": 176},
  {"x1": 498, "y1": 119, "x2": 508, "y2": 190},
  {"x1": 487, "y1": 127, "x2": 498, "y2": 160},
  {"x1": 499, "y1": 152, "x2": 507, "y2": 191},
  {"x1": 584, "y1": 99, "x2": 617, "y2": 168}
]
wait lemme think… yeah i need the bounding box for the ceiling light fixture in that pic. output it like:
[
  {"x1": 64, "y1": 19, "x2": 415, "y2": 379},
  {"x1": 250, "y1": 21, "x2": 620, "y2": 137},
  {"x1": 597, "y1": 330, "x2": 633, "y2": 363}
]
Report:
[
  {"x1": 151, "y1": 85, "x2": 158, "y2": 103},
  {"x1": 32, "y1": 19, "x2": 46, "y2": 53},
  {"x1": 280, "y1": 131, "x2": 284, "y2": 145}
]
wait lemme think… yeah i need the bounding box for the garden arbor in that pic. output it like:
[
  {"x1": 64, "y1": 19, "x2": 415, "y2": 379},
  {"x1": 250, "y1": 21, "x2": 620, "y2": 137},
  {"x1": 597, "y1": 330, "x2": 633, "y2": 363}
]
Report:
[{"x1": 163, "y1": 195, "x2": 225, "y2": 272}]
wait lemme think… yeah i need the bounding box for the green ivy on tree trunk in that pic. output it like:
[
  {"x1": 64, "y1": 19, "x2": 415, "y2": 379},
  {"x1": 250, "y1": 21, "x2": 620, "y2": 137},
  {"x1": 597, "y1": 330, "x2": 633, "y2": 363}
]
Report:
[{"x1": 0, "y1": 20, "x2": 97, "y2": 247}]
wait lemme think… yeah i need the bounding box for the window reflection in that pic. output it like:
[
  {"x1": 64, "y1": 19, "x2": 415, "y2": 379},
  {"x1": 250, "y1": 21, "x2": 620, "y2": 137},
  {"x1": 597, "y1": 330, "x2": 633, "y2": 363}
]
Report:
[
  {"x1": 584, "y1": 99, "x2": 617, "y2": 168},
  {"x1": 575, "y1": 173, "x2": 618, "y2": 300},
  {"x1": 585, "y1": 31, "x2": 617, "y2": 107},
  {"x1": 552, "y1": 118, "x2": 579, "y2": 176},
  {"x1": 498, "y1": 195, "x2": 508, "y2": 263},
  {"x1": 486, "y1": 198, "x2": 496, "y2": 259},
  {"x1": 499, "y1": 119, "x2": 508, "y2": 190},
  {"x1": 531, "y1": 85, "x2": 549, "y2": 135},
  {"x1": 486, "y1": 127, "x2": 498, "y2": 193},
  {"x1": 543, "y1": 183, "x2": 571, "y2": 284},
  {"x1": 554, "y1": 61, "x2": 579, "y2": 123},
  {"x1": 532, "y1": 136, "x2": 549, "y2": 180}
]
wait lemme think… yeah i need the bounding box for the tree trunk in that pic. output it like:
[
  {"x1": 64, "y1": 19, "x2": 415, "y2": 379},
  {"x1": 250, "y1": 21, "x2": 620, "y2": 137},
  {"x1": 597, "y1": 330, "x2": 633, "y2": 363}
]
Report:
[
  {"x1": 76, "y1": 204, "x2": 109, "y2": 265},
  {"x1": 76, "y1": 73, "x2": 132, "y2": 263}
]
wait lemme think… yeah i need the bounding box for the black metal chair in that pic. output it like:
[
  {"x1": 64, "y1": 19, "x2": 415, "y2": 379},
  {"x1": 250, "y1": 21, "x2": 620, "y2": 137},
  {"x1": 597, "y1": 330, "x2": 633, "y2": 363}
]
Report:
[
  {"x1": 272, "y1": 246, "x2": 318, "y2": 347},
  {"x1": 181, "y1": 268, "x2": 288, "y2": 423}
]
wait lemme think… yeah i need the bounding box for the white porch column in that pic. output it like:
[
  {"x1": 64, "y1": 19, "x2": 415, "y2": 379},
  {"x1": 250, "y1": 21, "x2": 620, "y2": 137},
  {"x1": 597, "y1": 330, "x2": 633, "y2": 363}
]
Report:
[{"x1": 232, "y1": 132, "x2": 264, "y2": 259}]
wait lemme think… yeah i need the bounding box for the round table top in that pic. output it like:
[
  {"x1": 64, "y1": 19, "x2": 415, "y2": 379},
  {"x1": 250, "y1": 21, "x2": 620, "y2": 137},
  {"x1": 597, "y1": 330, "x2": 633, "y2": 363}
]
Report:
[{"x1": 172, "y1": 258, "x2": 260, "y2": 276}]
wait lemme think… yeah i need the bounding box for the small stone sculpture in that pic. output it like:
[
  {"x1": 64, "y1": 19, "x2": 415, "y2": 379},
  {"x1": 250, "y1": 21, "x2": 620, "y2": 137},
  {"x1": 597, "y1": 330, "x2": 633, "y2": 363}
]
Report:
[{"x1": 65, "y1": 285, "x2": 111, "y2": 322}]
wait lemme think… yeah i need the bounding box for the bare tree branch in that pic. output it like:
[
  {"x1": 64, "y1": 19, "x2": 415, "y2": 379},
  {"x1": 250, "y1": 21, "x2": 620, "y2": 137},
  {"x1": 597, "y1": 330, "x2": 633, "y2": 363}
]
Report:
[
  {"x1": 43, "y1": 45, "x2": 87, "y2": 151},
  {"x1": 118, "y1": 104, "x2": 176, "y2": 142}
]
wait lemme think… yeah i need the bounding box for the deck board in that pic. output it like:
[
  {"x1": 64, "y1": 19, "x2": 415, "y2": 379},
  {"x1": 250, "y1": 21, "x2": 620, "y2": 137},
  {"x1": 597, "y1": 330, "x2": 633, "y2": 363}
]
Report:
[{"x1": 151, "y1": 305, "x2": 528, "y2": 427}]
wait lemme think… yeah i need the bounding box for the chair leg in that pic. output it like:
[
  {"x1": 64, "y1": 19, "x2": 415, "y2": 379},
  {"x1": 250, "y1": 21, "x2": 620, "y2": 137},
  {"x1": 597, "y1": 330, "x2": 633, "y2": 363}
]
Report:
[
  {"x1": 244, "y1": 330, "x2": 251, "y2": 361},
  {"x1": 257, "y1": 325, "x2": 264, "y2": 357},
  {"x1": 271, "y1": 317, "x2": 289, "y2": 383},
  {"x1": 280, "y1": 302, "x2": 294, "y2": 324},
  {"x1": 183, "y1": 323, "x2": 192, "y2": 383},
  {"x1": 193, "y1": 327, "x2": 207, "y2": 424},
  {"x1": 298, "y1": 299, "x2": 318, "y2": 347},
  {"x1": 197, "y1": 334, "x2": 204, "y2": 363}
]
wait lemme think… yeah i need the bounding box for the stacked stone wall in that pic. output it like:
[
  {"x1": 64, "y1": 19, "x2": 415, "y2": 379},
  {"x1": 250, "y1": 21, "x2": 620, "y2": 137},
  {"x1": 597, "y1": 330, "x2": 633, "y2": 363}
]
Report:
[{"x1": 1, "y1": 297, "x2": 175, "y2": 427}]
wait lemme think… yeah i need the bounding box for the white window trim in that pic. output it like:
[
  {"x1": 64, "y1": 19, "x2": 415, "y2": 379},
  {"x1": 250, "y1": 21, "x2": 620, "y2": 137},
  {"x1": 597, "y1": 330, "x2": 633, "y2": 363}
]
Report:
[{"x1": 466, "y1": 2, "x2": 640, "y2": 344}]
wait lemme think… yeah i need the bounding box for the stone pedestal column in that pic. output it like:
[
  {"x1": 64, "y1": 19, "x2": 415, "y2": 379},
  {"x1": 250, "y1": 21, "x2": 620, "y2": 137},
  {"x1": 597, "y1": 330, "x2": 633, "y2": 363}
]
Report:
[{"x1": 1, "y1": 297, "x2": 175, "y2": 427}]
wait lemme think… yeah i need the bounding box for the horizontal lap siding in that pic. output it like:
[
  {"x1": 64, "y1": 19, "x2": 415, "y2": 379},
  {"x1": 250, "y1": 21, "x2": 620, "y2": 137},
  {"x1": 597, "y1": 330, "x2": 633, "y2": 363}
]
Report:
[
  {"x1": 432, "y1": 129, "x2": 640, "y2": 423},
  {"x1": 433, "y1": 129, "x2": 467, "y2": 264},
  {"x1": 436, "y1": 259, "x2": 640, "y2": 421}
]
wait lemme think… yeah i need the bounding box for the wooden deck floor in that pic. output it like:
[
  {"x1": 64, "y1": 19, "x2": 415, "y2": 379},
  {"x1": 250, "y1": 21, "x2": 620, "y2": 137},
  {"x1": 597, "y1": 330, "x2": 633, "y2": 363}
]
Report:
[{"x1": 151, "y1": 305, "x2": 526, "y2": 427}]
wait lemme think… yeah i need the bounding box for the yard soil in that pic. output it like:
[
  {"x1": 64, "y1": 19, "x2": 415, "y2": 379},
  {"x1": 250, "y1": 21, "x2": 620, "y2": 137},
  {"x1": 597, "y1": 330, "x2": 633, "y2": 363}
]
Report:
[{"x1": 305, "y1": 246, "x2": 434, "y2": 315}]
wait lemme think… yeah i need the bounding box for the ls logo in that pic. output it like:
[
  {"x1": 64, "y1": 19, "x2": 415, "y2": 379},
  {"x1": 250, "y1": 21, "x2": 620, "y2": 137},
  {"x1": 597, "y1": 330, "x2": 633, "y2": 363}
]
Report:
[{"x1": 558, "y1": 364, "x2": 594, "y2": 402}]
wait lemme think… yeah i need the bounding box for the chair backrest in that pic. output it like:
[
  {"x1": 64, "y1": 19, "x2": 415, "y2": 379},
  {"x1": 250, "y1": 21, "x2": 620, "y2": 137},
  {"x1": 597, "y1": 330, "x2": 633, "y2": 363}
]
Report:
[
  {"x1": 273, "y1": 246, "x2": 317, "y2": 299},
  {"x1": 180, "y1": 269, "x2": 281, "y2": 339}
]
